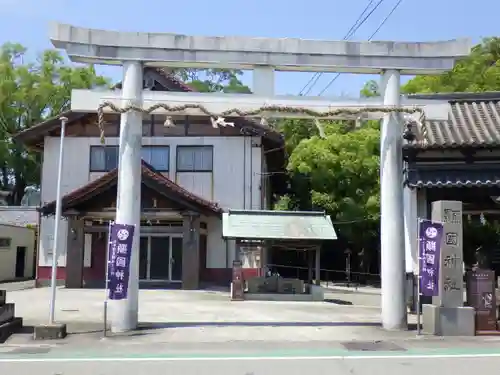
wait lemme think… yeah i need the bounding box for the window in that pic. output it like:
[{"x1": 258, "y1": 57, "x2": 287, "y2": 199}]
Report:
[
  {"x1": 176, "y1": 146, "x2": 213, "y2": 172},
  {"x1": 141, "y1": 146, "x2": 169, "y2": 171},
  {"x1": 90, "y1": 145, "x2": 170, "y2": 172},
  {"x1": 90, "y1": 146, "x2": 119, "y2": 172},
  {"x1": 0, "y1": 238, "x2": 11, "y2": 248}
]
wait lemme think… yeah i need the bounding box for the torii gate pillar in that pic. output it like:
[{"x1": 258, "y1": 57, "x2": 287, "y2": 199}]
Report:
[
  {"x1": 379, "y1": 70, "x2": 406, "y2": 329},
  {"x1": 111, "y1": 61, "x2": 143, "y2": 332}
]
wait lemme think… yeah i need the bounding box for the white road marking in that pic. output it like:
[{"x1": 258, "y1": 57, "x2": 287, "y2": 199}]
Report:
[{"x1": 1, "y1": 352, "x2": 500, "y2": 363}]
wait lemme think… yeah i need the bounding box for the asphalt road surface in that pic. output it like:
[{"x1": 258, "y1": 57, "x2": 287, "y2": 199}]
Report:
[
  {"x1": 1, "y1": 350, "x2": 500, "y2": 375},
  {"x1": 2, "y1": 354, "x2": 500, "y2": 375}
]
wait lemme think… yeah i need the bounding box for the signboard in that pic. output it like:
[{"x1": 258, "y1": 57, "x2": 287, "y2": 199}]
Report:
[
  {"x1": 231, "y1": 260, "x2": 244, "y2": 301},
  {"x1": 418, "y1": 219, "x2": 444, "y2": 296},
  {"x1": 107, "y1": 223, "x2": 135, "y2": 301},
  {"x1": 431, "y1": 201, "x2": 464, "y2": 308},
  {"x1": 466, "y1": 269, "x2": 497, "y2": 332}
]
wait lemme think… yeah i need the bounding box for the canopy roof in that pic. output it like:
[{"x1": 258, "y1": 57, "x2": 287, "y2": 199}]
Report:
[{"x1": 222, "y1": 210, "x2": 337, "y2": 241}]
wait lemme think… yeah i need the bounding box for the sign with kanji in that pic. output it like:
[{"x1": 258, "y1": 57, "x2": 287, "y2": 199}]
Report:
[
  {"x1": 431, "y1": 201, "x2": 464, "y2": 308},
  {"x1": 418, "y1": 219, "x2": 444, "y2": 297},
  {"x1": 107, "y1": 222, "x2": 135, "y2": 300}
]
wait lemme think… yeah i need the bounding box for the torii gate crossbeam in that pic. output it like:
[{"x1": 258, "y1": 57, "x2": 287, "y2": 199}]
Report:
[{"x1": 49, "y1": 22, "x2": 472, "y2": 333}]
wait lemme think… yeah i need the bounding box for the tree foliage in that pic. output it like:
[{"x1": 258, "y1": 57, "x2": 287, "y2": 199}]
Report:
[
  {"x1": 173, "y1": 68, "x2": 251, "y2": 93},
  {"x1": 0, "y1": 43, "x2": 109, "y2": 204},
  {"x1": 276, "y1": 120, "x2": 380, "y2": 242},
  {"x1": 403, "y1": 37, "x2": 500, "y2": 94},
  {"x1": 360, "y1": 80, "x2": 380, "y2": 98}
]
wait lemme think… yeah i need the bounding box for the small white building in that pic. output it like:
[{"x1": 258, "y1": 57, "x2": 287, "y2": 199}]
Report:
[
  {"x1": 13, "y1": 68, "x2": 287, "y2": 289},
  {"x1": 0, "y1": 223, "x2": 36, "y2": 282}
]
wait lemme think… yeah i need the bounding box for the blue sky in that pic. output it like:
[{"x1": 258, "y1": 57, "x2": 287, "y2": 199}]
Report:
[{"x1": 0, "y1": 0, "x2": 498, "y2": 96}]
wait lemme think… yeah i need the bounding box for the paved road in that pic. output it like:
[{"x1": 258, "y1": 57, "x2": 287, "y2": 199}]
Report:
[
  {"x1": 1, "y1": 351, "x2": 500, "y2": 375},
  {"x1": 4, "y1": 288, "x2": 500, "y2": 374}
]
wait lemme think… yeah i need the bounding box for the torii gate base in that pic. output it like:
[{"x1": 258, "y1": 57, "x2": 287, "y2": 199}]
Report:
[{"x1": 49, "y1": 23, "x2": 471, "y2": 332}]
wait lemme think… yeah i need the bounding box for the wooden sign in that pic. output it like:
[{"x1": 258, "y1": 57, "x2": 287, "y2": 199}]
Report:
[
  {"x1": 466, "y1": 269, "x2": 497, "y2": 332},
  {"x1": 231, "y1": 260, "x2": 244, "y2": 301}
]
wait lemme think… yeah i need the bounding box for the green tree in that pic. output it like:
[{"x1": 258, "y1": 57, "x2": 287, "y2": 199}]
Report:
[
  {"x1": 402, "y1": 37, "x2": 500, "y2": 93},
  {"x1": 173, "y1": 68, "x2": 251, "y2": 93},
  {"x1": 277, "y1": 119, "x2": 320, "y2": 154},
  {"x1": 0, "y1": 43, "x2": 109, "y2": 204},
  {"x1": 360, "y1": 80, "x2": 380, "y2": 97},
  {"x1": 274, "y1": 118, "x2": 381, "y2": 279},
  {"x1": 286, "y1": 121, "x2": 380, "y2": 220}
]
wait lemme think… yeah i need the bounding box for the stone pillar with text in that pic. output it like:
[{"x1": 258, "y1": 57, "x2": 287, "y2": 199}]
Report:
[{"x1": 422, "y1": 200, "x2": 475, "y2": 336}]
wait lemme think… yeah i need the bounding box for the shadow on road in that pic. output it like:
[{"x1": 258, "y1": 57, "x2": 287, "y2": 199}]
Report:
[
  {"x1": 137, "y1": 321, "x2": 383, "y2": 329},
  {"x1": 323, "y1": 298, "x2": 354, "y2": 305}
]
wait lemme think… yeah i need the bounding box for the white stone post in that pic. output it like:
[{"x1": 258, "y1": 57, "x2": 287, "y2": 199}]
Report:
[
  {"x1": 404, "y1": 186, "x2": 418, "y2": 273},
  {"x1": 380, "y1": 70, "x2": 407, "y2": 330},
  {"x1": 111, "y1": 61, "x2": 143, "y2": 332},
  {"x1": 253, "y1": 67, "x2": 275, "y2": 96}
]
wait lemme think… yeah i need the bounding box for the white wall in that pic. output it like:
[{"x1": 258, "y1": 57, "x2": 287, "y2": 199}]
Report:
[
  {"x1": 39, "y1": 135, "x2": 264, "y2": 269},
  {"x1": 0, "y1": 207, "x2": 39, "y2": 227},
  {"x1": 0, "y1": 224, "x2": 36, "y2": 281}
]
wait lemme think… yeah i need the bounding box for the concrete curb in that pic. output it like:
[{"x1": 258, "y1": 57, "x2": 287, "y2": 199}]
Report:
[
  {"x1": 0, "y1": 280, "x2": 36, "y2": 292},
  {"x1": 321, "y1": 285, "x2": 381, "y2": 295}
]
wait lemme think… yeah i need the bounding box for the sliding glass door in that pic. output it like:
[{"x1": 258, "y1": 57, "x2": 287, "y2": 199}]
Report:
[{"x1": 138, "y1": 235, "x2": 183, "y2": 282}]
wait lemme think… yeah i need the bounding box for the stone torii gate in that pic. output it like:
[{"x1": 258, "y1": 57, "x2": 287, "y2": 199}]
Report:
[{"x1": 49, "y1": 22, "x2": 471, "y2": 332}]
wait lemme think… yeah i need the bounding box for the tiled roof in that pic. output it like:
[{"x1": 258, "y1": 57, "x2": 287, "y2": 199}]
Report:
[
  {"x1": 405, "y1": 92, "x2": 500, "y2": 149},
  {"x1": 406, "y1": 164, "x2": 500, "y2": 188},
  {"x1": 39, "y1": 160, "x2": 223, "y2": 216}
]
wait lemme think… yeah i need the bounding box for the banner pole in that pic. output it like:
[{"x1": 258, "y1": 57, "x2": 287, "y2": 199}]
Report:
[
  {"x1": 103, "y1": 221, "x2": 113, "y2": 337},
  {"x1": 416, "y1": 218, "x2": 422, "y2": 336}
]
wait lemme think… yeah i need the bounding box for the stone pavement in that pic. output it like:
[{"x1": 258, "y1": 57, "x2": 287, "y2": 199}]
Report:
[
  {"x1": 0, "y1": 287, "x2": 497, "y2": 348},
  {"x1": 5, "y1": 286, "x2": 395, "y2": 344}
]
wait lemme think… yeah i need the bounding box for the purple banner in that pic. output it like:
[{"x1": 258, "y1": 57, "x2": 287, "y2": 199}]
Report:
[
  {"x1": 107, "y1": 222, "x2": 135, "y2": 300},
  {"x1": 419, "y1": 219, "x2": 444, "y2": 296}
]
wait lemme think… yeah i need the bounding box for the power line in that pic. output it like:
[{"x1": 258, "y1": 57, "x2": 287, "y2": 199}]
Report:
[
  {"x1": 301, "y1": 0, "x2": 380, "y2": 96},
  {"x1": 317, "y1": 0, "x2": 404, "y2": 96},
  {"x1": 367, "y1": 0, "x2": 404, "y2": 40},
  {"x1": 303, "y1": 0, "x2": 386, "y2": 96},
  {"x1": 297, "y1": 0, "x2": 376, "y2": 96}
]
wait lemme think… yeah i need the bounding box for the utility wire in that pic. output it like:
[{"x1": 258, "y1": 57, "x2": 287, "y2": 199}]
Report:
[
  {"x1": 367, "y1": 0, "x2": 404, "y2": 40},
  {"x1": 297, "y1": 0, "x2": 376, "y2": 96},
  {"x1": 303, "y1": 0, "x2": 386, "y2": 96},
  {"x1": 301, "y1": 0, "x2": 380, "y2": 96},
  {"x1": 317, "y1": 0, "x2": 404, "y2": 96}
]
